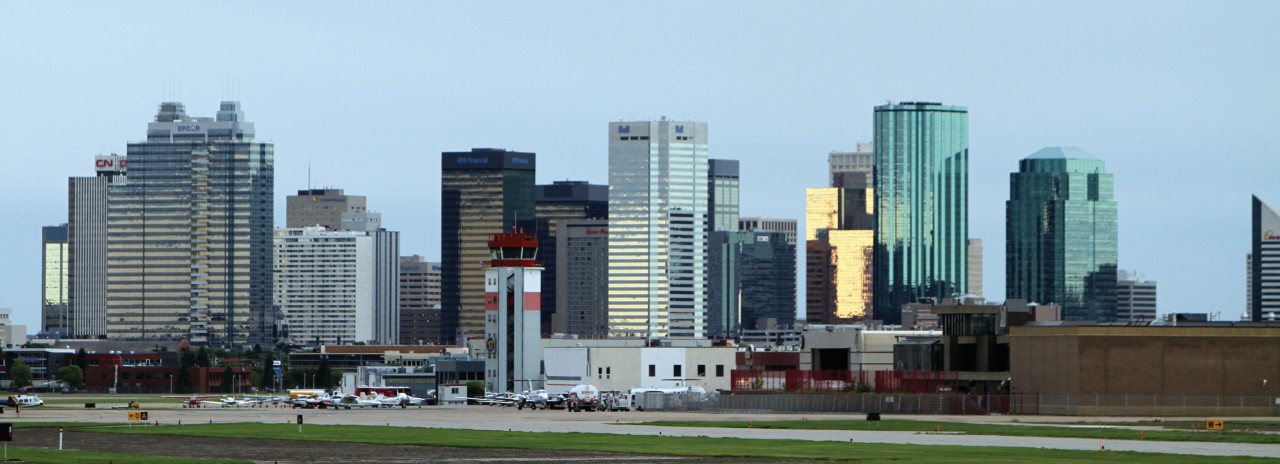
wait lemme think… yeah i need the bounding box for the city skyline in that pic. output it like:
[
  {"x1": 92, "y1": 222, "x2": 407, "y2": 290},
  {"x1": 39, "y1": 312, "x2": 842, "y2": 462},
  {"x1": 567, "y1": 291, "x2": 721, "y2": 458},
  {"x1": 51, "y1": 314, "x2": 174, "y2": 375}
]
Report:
[{"x1": 2, "y1": 2, "x2": 1278, "y2": 330}]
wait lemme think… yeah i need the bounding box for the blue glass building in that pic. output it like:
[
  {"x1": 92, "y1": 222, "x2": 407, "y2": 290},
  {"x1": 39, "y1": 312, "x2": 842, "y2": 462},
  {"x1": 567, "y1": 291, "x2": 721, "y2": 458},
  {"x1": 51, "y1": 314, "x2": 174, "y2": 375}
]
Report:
[
  {"x1": 1006, "y1": 147, "x2": 1117, "y2": 321},
  {"x1": 873, "y1": 102, "x2": 969, "y2": 323}
]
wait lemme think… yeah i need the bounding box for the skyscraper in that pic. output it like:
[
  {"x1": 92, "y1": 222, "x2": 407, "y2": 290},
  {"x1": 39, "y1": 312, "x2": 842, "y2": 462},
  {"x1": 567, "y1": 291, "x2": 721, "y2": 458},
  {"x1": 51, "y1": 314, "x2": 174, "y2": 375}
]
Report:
[
  {"x1": 1006, "y1": 147, "x2": 1117, "y2": 321},
  {"x1": 285, "y1": 188, "x2": 400, "y2": 344},
  {"x1": 738, "y1": 217, "x2": 797, "y2": 245},
  {"x1": 873, "y1": 102, "x2": 969, "y2": 323},
  {"x1": 68, "y1": 155, "x2": 126, "y2": 339},
  {"x1": 608, "y1": 120, "x2": 708, "y2": 338},
  {"x1": 708, "y1": 159, "x2": 740, "y2": 232},
  {"x1": 1251, "y1": 195, "x2": 1280, "y2": 321},
  {"x1": 804, "y1": 188, "x2": 874, "y2": 323},
  {"x1": 829, "y1": 143, "x2": 873, "y2": 188},
  {"x1": 441, "y1": 149, "x2": 535, "y2": 344},
  {"x1": 107, "y1": 102, "x2": 274, "y2": 346},
  {"x1": 1116, "y1": 269, "x2": 1156, "y2": 323},
  {"x1": 41, "y1": 224, "x2": 69, "y2": 336},
  {"x1": 274, "y1": 227, "x2": 375, "y2": 346},
  {"x1": 967, "y1": 238, "x2": 984, "y2": 298},
  {"x1": 535, "y1": 181, "x2": 607, "y2": 336},
  {"x1": 708, "y1": 230, "x2": 795, "y2": 336},
  {"x1": 554, "y1": 219, "x2": 610, "y2": 338},
  {"x1": 399, "y1": 255, "x2": 441, "y2": 345}
]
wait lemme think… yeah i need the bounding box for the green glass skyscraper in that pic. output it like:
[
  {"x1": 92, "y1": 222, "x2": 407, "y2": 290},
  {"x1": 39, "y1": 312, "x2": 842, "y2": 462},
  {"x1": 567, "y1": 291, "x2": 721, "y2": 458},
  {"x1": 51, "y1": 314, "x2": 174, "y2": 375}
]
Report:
[
  {"x1": 1006, "y1": 147, "x2": 1117, "y2": 321},
  {"x1": 873, "y1": 102, "x2": 968, "y2": 323}
]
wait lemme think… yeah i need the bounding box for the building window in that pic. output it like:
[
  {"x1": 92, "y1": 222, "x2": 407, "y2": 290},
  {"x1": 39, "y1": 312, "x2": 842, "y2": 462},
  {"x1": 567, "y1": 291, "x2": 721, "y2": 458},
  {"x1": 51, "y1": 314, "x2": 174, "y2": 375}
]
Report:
[
  {"x1": 673, "y1": 365, "x2": 682, "y2": 378},
  {"x1": 697, "y1": 364, "x2": 706, "y2": 377},
  {"x1": 648, "y1": 364, "x2": 656, "y2": 377},
  {"x1": 716, "y1": 365, "x2": 725, "y2": 377}
]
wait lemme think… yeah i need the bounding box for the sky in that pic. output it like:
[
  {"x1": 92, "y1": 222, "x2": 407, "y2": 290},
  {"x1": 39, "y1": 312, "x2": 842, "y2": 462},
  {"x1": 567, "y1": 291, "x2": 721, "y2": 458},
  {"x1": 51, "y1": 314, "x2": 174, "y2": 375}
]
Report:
[{"x1": 1, "y1": 1, "x2": 1277, "y2": 331}]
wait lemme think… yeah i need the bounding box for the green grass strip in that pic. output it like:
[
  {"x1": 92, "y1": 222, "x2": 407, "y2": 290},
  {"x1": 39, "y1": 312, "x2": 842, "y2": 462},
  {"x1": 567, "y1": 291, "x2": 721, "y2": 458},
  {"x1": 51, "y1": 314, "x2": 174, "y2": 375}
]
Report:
[
  {"x1": 640, "y1": 418, "x2": 1280, "y2": 444},
  {"x1": 0, "y1": 446, "x2": 246, "y2": 464},
  {"x1": 82, "y1": 423, "x2": 1271, "y2": 463}
]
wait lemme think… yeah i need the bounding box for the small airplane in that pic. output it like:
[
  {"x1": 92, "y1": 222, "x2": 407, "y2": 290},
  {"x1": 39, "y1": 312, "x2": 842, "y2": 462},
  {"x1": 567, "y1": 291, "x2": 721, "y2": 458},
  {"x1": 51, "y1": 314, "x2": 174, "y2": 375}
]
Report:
[
  {"x1": 468, "y1": 391, "x2": 526, "y2": 407},
  {"x1": 331, "y1": 394, "x2": 383, "y2": 409},
  {"x1": 516, "y1": 389, "x2": 564, "y2": 410},
  {"x1": 378, "y1": 392, "x2": 427, "y2": 408},
  {"x1": 202, "y1": 396, "x2": 264, "y2": 408},
  {"x1": 2, "y1": 395, "x2": 44, "y2": 408}
]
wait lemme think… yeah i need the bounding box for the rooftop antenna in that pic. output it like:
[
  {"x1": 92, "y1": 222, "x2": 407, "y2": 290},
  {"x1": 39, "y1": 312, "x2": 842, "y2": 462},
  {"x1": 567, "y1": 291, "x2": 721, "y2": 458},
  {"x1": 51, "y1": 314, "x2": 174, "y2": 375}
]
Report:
[{"x1": 308, "y1": 158, "x2": 312, "y2": 190}]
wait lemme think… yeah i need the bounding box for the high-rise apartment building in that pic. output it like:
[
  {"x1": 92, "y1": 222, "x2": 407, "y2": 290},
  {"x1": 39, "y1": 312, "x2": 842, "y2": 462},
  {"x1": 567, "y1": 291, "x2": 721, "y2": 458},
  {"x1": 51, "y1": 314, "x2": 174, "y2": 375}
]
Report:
[
  {"x1": 1006, "y1": 147, "x2": 1117, "y2": 321},
  {"x1": 967, "y1": 238, "x2": 983, "y2": 298},
  {"x1": 441, "y1": 149, "x2": 535, "y2": 344},
  {"x1": 608, "y1": 120, "x2": 708, "y2": 338},
  {"x1": 553, "y1": 220, "x2": 609, "y2": 338},
  {"x1": 829, "y1": 143, "x2": 873, "y2": 188},
  {"x1": 286, "y1": 188, "x2": 366, "y2": 229},
  {"x1": 738, "y1": 217, "x2": 797, "y2": 246},
  {"x1": 1251, "y1": 196, "x2": 1280, "y2": 321},
  {"x1": 399, "y1": 255, "x2": 441, "y2": 345},
  {"x1": 873, "y1": 102, "x2": 969, "y2": 323},
  {"x1": 708, "y1": 231, "x2": 796, "y2": 337},
  {"x1": 274, "y1": 227, "x2": 374, "y2": 346},
  {"x1": 708, "y1": 159, "x2": 740, "y2": 232},
  {"x1": 1116, "y1": 269, "x2": 1156, "y2": 323},
  {"x1": 535, "y1": 181, "x2": 607, "y2": 337},
  {"x1": 67, "y1": 155, "x2": 127, "y2": 339},
  {"x1": 41, "y1": 224, "x2": 69, "y2": 336},
  {"x1": 805, "y1": 188, "x2": 875, "y2": 323},
  {"x1": 285, "y1": 188, "x2": 399, "y2": 344},
  {"x1": 107, "y1": 102, "x2": 274, "y2": 346}
]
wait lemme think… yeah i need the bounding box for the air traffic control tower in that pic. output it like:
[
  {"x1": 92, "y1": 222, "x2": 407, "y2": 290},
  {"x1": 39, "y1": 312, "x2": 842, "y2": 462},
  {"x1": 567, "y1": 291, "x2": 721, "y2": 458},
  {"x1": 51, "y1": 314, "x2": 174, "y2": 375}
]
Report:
[{"x1": 483, "y1": 233, "x2": 545, "y2": 393}]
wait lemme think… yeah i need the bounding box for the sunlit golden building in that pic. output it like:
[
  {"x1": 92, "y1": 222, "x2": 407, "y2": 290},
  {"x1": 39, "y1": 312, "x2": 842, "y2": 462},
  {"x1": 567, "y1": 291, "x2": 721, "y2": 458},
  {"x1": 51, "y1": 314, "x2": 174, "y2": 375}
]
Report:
[{"x1": 805, "y1": 188, "x2": 874, "y2": 323}]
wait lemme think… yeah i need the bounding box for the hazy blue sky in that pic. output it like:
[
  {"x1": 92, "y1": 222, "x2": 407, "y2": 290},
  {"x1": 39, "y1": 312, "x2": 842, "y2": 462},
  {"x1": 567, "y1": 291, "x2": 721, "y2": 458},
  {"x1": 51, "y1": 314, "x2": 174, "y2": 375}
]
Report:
[{"x1": 2, "y1": 2, "x2": 1277, "y2": 331}]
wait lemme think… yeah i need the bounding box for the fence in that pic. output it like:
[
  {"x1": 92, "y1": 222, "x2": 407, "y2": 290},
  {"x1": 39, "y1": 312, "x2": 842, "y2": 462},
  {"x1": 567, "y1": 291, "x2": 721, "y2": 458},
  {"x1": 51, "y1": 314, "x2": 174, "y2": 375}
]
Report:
[
  {"x1": 729, "y1": 369, "x2": 959, "y2": 393},
  {"x1": 688, "y1": 392, "x2": 1279, "y2": 416}
]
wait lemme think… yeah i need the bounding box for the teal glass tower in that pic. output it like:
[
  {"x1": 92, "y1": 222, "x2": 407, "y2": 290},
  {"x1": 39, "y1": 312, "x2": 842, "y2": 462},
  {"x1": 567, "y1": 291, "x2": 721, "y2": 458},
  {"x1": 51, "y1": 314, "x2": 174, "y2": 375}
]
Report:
[
  {"x1": 1006, "y1": 147, "x2": 1117, "y2": 321},
  {"x1": 873, "y1": 102, "x2": 968, "y2": 323}
]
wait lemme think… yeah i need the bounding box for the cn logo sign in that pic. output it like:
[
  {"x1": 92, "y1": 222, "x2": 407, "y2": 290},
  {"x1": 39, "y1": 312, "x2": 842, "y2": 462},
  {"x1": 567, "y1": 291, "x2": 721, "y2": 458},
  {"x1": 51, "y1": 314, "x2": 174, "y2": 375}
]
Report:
[{"x1": 96, "y1": 159, "x2": 127, "y2": 168}]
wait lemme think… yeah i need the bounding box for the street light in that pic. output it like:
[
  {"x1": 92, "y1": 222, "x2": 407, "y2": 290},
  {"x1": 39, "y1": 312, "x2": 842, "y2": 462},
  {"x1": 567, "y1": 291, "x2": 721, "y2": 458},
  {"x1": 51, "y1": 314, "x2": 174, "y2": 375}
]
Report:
[
  {"x1": 168, "y1": 373, "x2": 174, "y2": 395},
  {"x1": 112, "y1": 352, "x2": 123, "y2": 394}
]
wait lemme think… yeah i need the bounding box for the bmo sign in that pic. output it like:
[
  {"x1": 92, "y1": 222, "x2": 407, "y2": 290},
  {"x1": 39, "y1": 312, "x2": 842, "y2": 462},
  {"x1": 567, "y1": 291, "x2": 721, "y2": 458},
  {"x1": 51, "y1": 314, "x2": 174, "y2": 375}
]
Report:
[{"x1": 95, "y1": 155, "x2": 127, "y2": 173}]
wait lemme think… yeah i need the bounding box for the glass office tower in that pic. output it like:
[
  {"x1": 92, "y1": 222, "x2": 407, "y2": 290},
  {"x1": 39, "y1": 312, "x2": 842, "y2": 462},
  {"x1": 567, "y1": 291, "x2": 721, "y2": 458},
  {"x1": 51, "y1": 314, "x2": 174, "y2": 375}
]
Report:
[
  {"x1": 440, "y1": 149, "x2": 536, "y2": 345},
  {"x1": 608, "y1": 120, "x2": 708, "y2": 338},
  {"x1": 1006, "y1": 147, "x2": 1117, "y2": 321},
  {"x1": 535, "y1": 181, "x2": 607, "y2": 337},
  {"x1": 873, "y1": 102, "x2": 968, "y2": 324},
  {"x1": 42, "y1": 224, "x2": 69, "y2": 336},
  {"x1": 708, "y1": 159, "x2": 740, "y2": 233},
  {"x1": 108, "y1": 102, "x2": 274, "y2": 346},
  {"x1": 1250, "y1": 196, "x2": 1280, "y2": 321}
]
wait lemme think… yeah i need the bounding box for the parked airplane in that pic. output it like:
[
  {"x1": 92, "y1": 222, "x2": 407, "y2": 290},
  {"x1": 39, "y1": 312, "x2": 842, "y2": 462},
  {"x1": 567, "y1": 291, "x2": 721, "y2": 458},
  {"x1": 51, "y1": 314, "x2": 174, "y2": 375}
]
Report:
[
  {"x1": 203, "y1": 396, "x2": 265, "y2": 407},
  {"x1": 379, "y1": 392, "x2": 427, "y2": 408}
]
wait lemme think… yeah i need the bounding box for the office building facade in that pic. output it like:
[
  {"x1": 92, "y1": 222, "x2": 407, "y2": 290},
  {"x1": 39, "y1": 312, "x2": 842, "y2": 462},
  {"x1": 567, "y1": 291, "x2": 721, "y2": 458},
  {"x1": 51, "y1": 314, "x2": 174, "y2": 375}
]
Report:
[
  {"x1": 1006, "y1": 147, "x2": 1117, "y2": 321},
  {"x1": 67, "y1": 155, "x2": 127, "y2": 339},
  {"x1": 286, "y1": 188, "x2": 367, "y2": 229},
  {"x1": 967, "y1": 238, "x2": 983, "y2": 298},
  {"x1": 535, "y1": 181, "x2": 607, "y2": 337},
  {"x1": 107, "y1": 102, "x2": 274, "y2": 346},
  {"x1": 274, "y1": 227, "x2": 374, "y2": 346},
  {"x1": 873, "y1": 102, "x2": 969, "y2": 323},
  {"x1": 441, "y1": 149, "x2": 535, "y2": 344},
  {"x1": 829, "y1": 143, "x2": 874, "y2": 188},
  {"x1": 805, "y1": 188, "x2": 875, "y2": 323},
  {"x1": 553, "y1": 219, "x2": 610, "y2": 339},
  {"x1": 708, "y1": 231, "x2": 796, "y2": 337},
  {"x1": 41, "y1": 224, "x2": 69, "y2": 336},
  {"x1": 608, "y1": 120, "x2": 708, "y2": 338},
  {"x1": 708, "y1": 159, "x2": 740, "y2": 232},
  {"x1": 739, "y1": 217, "x2": 797, "y2": 246},
  {"x1": 1251, "y1": 196, "x2": 1280, "y2": 321},
  {"x1": 1116, "y1": 269, "x2": 1156, "y2": 323},
  {"x1": 399, "y1": 255, "x2": 441, "y2": 345}
]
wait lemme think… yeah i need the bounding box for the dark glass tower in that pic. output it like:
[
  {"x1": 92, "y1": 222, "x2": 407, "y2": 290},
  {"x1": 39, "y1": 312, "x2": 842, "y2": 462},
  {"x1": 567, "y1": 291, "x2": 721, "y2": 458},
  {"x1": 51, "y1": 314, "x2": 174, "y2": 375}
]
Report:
[
  {"x1": 1006, "y1": 147, "x2": 1117, "y2": 321},
  {"x1": 107, "y1": 102, "x2": 274, "y2": 346},
  {"x1": 873, "y1": 102, "x2": 968, "y2": 323},
  {"x1": 709, "y1": 231, "x2": 795, "y2": 337},
  {"x1": 535, "y1": 181, "x2": 607, "y2": 337},
  {"x1": 441, "y1": 149, "x2": 535, "y2": 345}
]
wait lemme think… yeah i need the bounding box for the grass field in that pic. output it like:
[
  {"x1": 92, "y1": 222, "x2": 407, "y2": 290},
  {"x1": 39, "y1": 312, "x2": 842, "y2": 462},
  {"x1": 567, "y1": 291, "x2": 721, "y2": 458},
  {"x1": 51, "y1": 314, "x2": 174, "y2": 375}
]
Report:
[
  {"x1": 0, "y1": 446, "x2": 246, "y2": 464},
  {"x1": 77, "y1": 423, "x2": 1273, "y2": 463},
  {"x1": 640, "y1": 418, "x2": 1280, "y2": 444}
]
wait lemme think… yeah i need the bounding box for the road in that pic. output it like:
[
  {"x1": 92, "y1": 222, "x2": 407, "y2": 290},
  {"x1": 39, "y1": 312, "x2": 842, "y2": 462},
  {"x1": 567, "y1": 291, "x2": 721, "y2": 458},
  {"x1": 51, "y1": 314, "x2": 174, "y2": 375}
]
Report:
[{"x1": 11, "y1": 401, "x2": 1279, "y2": 459}]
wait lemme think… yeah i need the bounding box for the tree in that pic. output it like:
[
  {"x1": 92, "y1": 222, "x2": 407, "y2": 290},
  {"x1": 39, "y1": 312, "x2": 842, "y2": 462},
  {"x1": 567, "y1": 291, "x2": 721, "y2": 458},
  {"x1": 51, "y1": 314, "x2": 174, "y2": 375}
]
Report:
[
  {"x1": 74, "y1": 348, "x2": 89, "y2": 374},
  {"x1": 56, "y1": 365, "x2": 85, "y2": 390},
  {"x1": 176, "y1": 348, "x2": 195, "y2": 394},
  {"x1": 195, "y1": 347, "x2": 211, "y2": 367},
  {"x1": 10, "y1": 358, "x2": 32, "y2": 389},
  {"x1": 316, "y1": 357, "x2": 333, "y2": 390}
]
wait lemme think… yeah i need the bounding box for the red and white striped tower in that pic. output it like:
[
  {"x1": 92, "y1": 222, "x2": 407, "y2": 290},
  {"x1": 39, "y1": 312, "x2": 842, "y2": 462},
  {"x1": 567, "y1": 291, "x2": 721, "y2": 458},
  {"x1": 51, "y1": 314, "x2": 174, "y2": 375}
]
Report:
[{"x1": 483, "y1": 233, "x2": 544, "y2": 393}]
